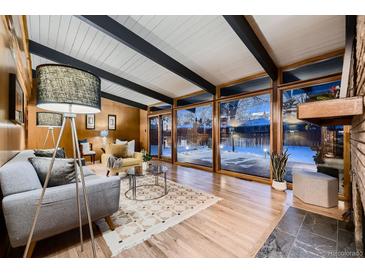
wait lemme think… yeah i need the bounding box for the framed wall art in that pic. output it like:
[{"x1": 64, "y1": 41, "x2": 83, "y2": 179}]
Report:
[
  {"x1": 108, "y1": 114, "x2": 116, "y2": 131},
  {"x1": 85, "y1": 114, "x2": 95, "y2": 130},
  {"x1": 8, "y1": 73, "x2": 24, "y2": 125}
]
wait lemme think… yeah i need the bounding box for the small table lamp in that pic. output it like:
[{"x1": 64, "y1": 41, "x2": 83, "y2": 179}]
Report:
[
  {"x1": 100, "y1": 130, "x2": 109, "y2": 146},
  {"x1": 24, "y1": 64, "x2": 101, "y2": 258},
  {"x1": 36, "y1": 112, "x2": 63, "y2": 147}
]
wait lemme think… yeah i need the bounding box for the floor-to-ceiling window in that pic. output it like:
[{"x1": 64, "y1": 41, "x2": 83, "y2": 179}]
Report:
[
  {"x1": 176, "y1": 104, "x2": 213, "y2": 167},
  {"x1": 161, "y1": 114, "x2": 172, "y2": 158},
  {"x1": 282, "y1": 80, "x2": 344, "y2": 193},
  {"x1": 148, "y1": 114, "x2": 172, "y2": 159},
  {"x1": 219, "y1": 93, "x2": 271, "y2": 178},
  {"x1": 149, "y1": 117, "x2": 159, "y2": 157}
]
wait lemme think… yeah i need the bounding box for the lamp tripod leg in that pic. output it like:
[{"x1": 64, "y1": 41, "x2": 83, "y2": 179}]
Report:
[
  {"x1": 71, "y1": 117, "x2": 96, "y2": 258},
  {"x1": 43, "y1": 129, "x2": 50, "y2": 147},
  {"x1": 51, "y1": 128, "x2": 56, "y2": 147},
  {"x1": 71, "y1": 119, "x2": 84, "y2": 252},
  {"x1": 23, "y1": 118, "x2": 67, "y2": 258}
]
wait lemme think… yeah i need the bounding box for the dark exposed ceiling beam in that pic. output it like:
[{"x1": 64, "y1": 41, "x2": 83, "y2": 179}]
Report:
[
  {"x1": 78, "y1": 15, "x2": 216, "y2": 95},
  {"x1": 29, "y1": 40, "x2": 173, "y2": 104},
  {"x1": 223, "y1": 15, "x2": 278, "y2": 80},
  {"x1": 101, "y1": 92, "x2": 148, "y2": 110},
  {"x1": 32, "y1": 69, "x2": 148, "y2": 110}
]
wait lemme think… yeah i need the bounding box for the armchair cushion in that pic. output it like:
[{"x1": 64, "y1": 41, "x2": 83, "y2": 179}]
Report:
[
  {"x1": 81, "y1": 142, "x2": 91, "y2": 154},
  {"x1": 127, "y1": 140, "x2": 135, "y2": 157},
  {"x1": 116, "y1": 139, "x2": 127, "y2": 145},
  {"x1": 134, "y1": 152, "x2": 143, "y2": 161},
  {"x1": 106, "y1": 143, "x2": 128, "y2": 158}
]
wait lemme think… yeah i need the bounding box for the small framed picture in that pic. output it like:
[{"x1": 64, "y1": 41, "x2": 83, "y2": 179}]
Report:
[
  {"x1": 108, "y1": 114, "x2": 116, "y2": 131},
  {"x1": 9, "y1": 74, "x2": 24, "y2": 125},
  {"x1": 85, "y1": 114, "x2": 95, "y2": 130}
]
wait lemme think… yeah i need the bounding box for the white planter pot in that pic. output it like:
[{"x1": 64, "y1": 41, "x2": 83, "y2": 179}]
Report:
[
  {"x1": 272, "y1": 180, "x2": 287, "y2": 191},
  {"x1": 142, "y1": 162, "x2": 148, "y2": 171}
]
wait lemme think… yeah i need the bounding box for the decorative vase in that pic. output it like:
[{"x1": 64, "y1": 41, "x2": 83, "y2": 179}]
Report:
[
  {"x1": 142, "y1": 161, "x2": 148, "y2": 171},
  {"x1": 272, "y1": 180, "x2": 287, "y2": 191}
]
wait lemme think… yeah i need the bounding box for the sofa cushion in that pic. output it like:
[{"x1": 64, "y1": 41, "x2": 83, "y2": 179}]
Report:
[
  {"x1": 0, "y1": 160, "x2": 42, "y2": 197},
  {"x1": 106, "y1": 143, "x2": 129, "y2": 158},
  {"x1": 81, "y1": 166, "x2": 96, "y2": 177},
  {"x1": 28, "y1": 157, "x2": 76, "y2": 187}
]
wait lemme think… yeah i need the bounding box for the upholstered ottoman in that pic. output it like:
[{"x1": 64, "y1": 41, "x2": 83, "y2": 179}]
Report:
[{"x1": 293, "y1": 170, "x2": 338, "y2": 208}]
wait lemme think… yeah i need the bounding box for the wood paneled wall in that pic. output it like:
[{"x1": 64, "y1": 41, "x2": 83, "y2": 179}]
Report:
[
  {"x1": 0, "y1": 15, "x2": 32, "y2": 258},
  {"x1": 27, "y1": 96, "x2": 141, "y2": 161},
  {"x1": 351, "y1": 15, "x2": 365, "y2": 252},
  {"x1": 0, "y1": 16, "x2": 31, "y2": 167}
]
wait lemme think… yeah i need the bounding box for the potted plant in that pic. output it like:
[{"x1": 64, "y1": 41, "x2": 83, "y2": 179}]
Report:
[
  {"x1": 141, "y1": 149, "x2": 152, "y2": 171},
  {"x1": 270, "y1": 149, "x2": 289, "y2": 191}
]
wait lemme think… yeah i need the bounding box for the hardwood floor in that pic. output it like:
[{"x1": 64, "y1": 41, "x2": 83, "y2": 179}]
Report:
[{"x1": 6, "y1": 162, "x2": 348, "y2": 258}]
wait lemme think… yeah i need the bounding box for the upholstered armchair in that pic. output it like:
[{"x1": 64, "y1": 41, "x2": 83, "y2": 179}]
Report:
[{"x1": 79, "y1": 141, "x2": 96, "y2": 164}]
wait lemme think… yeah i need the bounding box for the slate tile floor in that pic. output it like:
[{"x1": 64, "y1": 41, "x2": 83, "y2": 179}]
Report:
[{"x1": 256, "y1": 207, "x2": 361, "y2": 258}]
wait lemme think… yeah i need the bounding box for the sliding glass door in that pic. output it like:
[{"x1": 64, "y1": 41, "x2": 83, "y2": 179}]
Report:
[
  {"x1": 149, "y1": 117, "x2": 159, "y2": 157},
  {"x1": 161, "y1": 114, "x2": 172, "y2": 159},
  {"x1": 219, "y1": 93, "x2": 271, "y2": 178},
  {"x1": 148, "y1": 114, "x2": 172, "y2": 159}
]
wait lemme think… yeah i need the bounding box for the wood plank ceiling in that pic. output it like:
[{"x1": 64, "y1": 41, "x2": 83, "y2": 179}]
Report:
[{"x1": 27, "y1": 15, "x2": 345, "y2": 108}]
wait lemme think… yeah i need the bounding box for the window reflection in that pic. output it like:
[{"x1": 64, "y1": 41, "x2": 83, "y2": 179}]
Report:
[
  {"x1": 219, "y1": 93, "x2": 271, "y2": 178},
  {"x1": 177, "y1": 105, "x2": 213, "y2": 167},
  {"x1": 149, "y1": 117, "x2": 159, "y2": 156},
  {"x1": 282, "y1": 81, "x2": 344, "y2": 194},
  {"x1": 161, "y1": 115, "x2": 172, "y2": 158}
]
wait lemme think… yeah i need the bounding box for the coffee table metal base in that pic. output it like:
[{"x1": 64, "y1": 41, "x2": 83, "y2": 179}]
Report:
[{"x1": 125, "y1": 174, "x2": 168, "y2": 201}]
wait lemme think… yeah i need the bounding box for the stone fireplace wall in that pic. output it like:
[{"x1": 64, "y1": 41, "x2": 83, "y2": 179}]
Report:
[{"x1": 351, "y1": 15, "x2": 365, "y2": 252}]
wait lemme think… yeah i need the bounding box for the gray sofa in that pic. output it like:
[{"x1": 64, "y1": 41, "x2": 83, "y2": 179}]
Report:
[{"x1": 0, "y1": 150, "x2": 121, "y2": 255}]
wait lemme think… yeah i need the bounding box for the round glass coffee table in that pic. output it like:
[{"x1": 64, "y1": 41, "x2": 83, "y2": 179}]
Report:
[{"x1": 125, "y1": 164, "x2": 169, "y2": 201}]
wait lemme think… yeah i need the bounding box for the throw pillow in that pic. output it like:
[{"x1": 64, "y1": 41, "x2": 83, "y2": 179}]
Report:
[
  {"x1": 127, "y1": 140, "x2": 135, "y2": 157},
  {"x1": 78, "y1": 139, "x2": 88, "y2": 144},
  {"x1": 81, "y1": 142, "x2": 91, "y2": 154},
  {"x1": 28, "y1": 157, "x2": 76, "y2": 187},
  {"x1": 107, "y1": 144, "x2": 129, "y2": 158},
  {"x1": 116, "y1": 139, "x2": 127, "y2": 145},
  {"x1": 34, "y1": 148, "x2": 66, "y2": 158}
]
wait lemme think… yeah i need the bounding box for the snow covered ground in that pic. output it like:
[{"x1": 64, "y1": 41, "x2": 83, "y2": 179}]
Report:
[
  {"x1": 152, "y1": 144, "x2": 317, "y2": 181},
  {"x1": 150, "y1": 146, "x2": 171, "y2": 158},
  {"x1": 177, "y1": 146, "x2": 213, "y2": 167}
]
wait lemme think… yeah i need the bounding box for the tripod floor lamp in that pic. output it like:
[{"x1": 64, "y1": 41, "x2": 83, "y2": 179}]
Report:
[
  {"x1": 36, "y1": 112, "x2": 63, "y2": 147},
  {"x1": 24, "y1": 64, "x2": 101, "y2": 258}
]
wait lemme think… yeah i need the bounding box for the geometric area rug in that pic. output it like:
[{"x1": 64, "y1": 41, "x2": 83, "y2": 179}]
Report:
[{"x1": 96, "y1": 175, "x2": 221, "y2": 256}]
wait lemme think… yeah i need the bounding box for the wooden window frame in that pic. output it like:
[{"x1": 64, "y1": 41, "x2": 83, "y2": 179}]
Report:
[
  {"x1": 215, "y1": 89, "x2": 273, "y2": 185},
  {"x1": 147, "y1": 112, "x2": 173, "y2": 163},
  {"x1": 173, "y1": 101, "x2": 215, "y2": 172},
  {"x1": 144, "y1": 49, "x2": 350, "y2": 200}
]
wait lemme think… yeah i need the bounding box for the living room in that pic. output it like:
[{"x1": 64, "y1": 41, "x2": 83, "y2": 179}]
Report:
[{"x1": 1, "y1": 0, "x2": 365, "y2": 273}]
